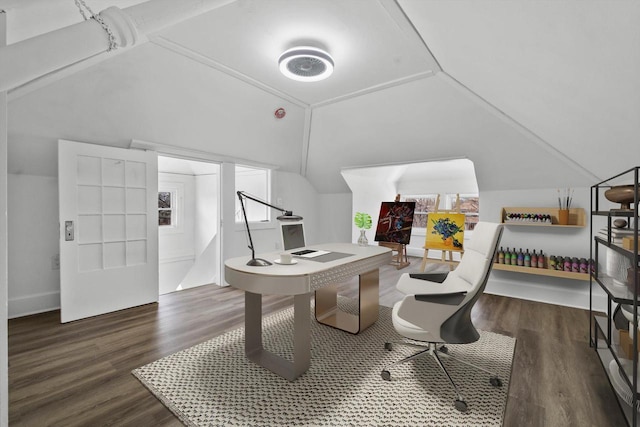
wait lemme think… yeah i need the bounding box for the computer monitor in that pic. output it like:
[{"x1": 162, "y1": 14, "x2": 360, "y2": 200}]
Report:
[{"x1": 280, "y1": 221, "x2": 306, "y2": 251}]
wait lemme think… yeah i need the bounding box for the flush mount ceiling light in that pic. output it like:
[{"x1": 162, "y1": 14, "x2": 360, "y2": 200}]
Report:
[{"x1": 278, "y1": 46, "x2": 334, "y2": 82}]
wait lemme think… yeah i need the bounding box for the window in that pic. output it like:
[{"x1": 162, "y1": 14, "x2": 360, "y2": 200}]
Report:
[
  {"x1": 403, "y1": 193, "x2": 479, "y2": 231},
  {"x1": 403, "y1": 195, "x2": 438, "y2": 229},
  {"x1": 235, "y1": 165, "x2": 271, "y2": 223},
  {"x1": 158, "y1": 183, "x2": 183, "y2": 230},
  {"x1": 457, "y1": 194, "x2": 480, "y2": 230},
  {"x1": 158, "y1": 191, "x2": 174, "y2": 226}
]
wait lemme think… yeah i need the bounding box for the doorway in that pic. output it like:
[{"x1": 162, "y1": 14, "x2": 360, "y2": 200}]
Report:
[{"x1": 157, "y1": 156, "x2": 220, "y2": 295}]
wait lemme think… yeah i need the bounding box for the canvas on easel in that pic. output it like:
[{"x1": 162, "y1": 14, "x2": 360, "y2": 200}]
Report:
[
  {"x1": 374, "y1": 196, "x2": 415, "y2": 269},
  {"x1": 420, "y1": 194, "x2": 465, "y2": 271},
  {"x1": 374, "y1": 201, "x2": 415, "y2": 245},
  {"x1": 425, "y1": 212, "x2": 465, "y2": 251}
]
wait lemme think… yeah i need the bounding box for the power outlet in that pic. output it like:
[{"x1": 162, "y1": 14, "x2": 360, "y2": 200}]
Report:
[{"x1": 51, "y1": 254, "x2": 60, "y2": 270}]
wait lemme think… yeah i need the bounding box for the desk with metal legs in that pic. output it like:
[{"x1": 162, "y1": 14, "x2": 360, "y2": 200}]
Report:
[{"x1": 225, "y1": 243, "x2": 391, "y2": 381}]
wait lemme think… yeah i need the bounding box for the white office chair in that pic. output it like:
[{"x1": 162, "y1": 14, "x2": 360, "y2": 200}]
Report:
[{"x1": 381, "y1": 222, "x2": 504, "y2": 412}]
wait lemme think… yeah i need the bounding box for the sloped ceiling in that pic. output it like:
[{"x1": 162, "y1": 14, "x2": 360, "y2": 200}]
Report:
[
  {"x1": 4, "y1": 0, "x2": 639, "y2": 193},
  {"x1": 158, "y1": 0, "x2": 440, "y2": 106},
  {"x1": 8, "y1": 42, "x2": 307, "y2": 176},
  {"x1": 399, "y1": 0, "x2": 640, "y2": 186},
  {"x1": 308, "y1": 74, "x2": 593, "y2": 193}
]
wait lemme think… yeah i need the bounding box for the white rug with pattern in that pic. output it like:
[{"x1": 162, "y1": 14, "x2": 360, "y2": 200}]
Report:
[{"x1": 133, "y1": 299, "x2": 516, "y2": 426}]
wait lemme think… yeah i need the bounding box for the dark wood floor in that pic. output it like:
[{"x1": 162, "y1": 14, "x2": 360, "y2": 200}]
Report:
[{"x1": 9, "y1": 258, "x2": 625, "y2": 426}]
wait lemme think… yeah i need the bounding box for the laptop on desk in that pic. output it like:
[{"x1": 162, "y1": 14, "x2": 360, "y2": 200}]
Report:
[{"x1": 280, "y1": 221, "x2": 330, "y2": 258}]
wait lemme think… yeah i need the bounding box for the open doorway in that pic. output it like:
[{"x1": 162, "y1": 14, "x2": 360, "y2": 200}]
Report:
[
  {"x1": 341, "y1": 158, "x2": 479, "y2": 260},
  {"x1": 157, "y1": 156, "x2": 220, "y2": 295}
]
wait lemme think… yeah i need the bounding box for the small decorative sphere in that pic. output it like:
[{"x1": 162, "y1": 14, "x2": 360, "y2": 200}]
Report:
[{"x1": 613, "y1": 218, "x2": 628, "y2": 229}]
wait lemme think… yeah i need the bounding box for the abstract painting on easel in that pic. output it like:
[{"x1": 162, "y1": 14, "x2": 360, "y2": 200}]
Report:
[
  {"x1": 374, "y1": 201, "x2": 415, "y2": 244},
  {"x1": 425, "y1": 213, "x2": 465, "y2": 251}
]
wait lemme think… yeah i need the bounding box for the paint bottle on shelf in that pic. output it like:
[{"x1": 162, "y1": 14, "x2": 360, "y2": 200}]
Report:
[
  {"x1": 498, "y1": 247, "x2": 505, "y2": 264},
  {"x1": 571, "y1": 257, "x2": 579, "y2": 272},
  {"x1": 537, "y1": 250, "x2": 545, "y2": 268},
  {"x1": 516, "y1": 248, "x2": 523, "y2": 266},
  {"x1": 524, "y1": 249, "x2": 531, "y2": 267},
  {"x1": 579, "y1": 258, "x2": 588, "y2": 274},
  {"x1": 531, "y1": 250, "x2": 538, "y2": 268}
]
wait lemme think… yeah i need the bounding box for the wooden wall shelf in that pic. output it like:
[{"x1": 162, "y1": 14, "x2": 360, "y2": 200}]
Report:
[
  {"x1": 501, "y1": 207, "x2": 586, "y2": 227},
  {"x1": 492, "y1": 263, "x2": 589, "y2": 281}
]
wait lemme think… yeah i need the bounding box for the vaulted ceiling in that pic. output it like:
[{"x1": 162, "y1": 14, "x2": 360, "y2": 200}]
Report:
[{"x1": 3, "y1": 0, "x2": 639, "y2": 193}]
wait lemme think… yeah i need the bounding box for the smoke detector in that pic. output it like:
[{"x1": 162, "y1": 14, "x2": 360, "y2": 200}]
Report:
[{"x1": 278, "y1": 46, "x2": 334, "y2": 82}]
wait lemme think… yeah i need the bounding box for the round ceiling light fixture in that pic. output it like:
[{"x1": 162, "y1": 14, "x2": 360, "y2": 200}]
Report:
[{"x1": 278, "y1": 46, "x2": 334, "y2": 82}]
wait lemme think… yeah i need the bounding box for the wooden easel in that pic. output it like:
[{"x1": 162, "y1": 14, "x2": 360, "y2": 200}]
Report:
[
  {"x1": 420, "y1": 194, "x2": 464, "y2": 272},
  {"x1": 377, "y1": 194, "x2": 411, "y2": 270}
]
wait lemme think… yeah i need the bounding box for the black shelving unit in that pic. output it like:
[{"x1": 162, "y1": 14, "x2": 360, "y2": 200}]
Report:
[{"x1": 590, "y1": 166, "x2": 640, "y2": 426}]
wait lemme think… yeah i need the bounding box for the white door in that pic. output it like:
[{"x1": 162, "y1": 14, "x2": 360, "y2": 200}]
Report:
[{"x1": 58, "y1": 140, "x2": 158, "y2": 323}]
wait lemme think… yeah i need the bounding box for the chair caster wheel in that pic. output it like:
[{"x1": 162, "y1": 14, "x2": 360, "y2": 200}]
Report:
[
  {"x1": 454, "y1": 399, "x2": 468, "y2": 412},
  {"x1": 439, "y1": 345, "x2": 448, "y2": 354},
  {"x1": 490, "y1": 376, "x2": 502, "y2": 387},
  {"x1": 381, "y1": 370, "x2": 391, "y2": 381},
  {"x1": 384, "y1": 342, "x2": 393, "y2": 351}
]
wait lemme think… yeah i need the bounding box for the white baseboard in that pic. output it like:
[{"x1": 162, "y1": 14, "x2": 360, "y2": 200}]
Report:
[
  {"x1": 8, "y1": 291, "x2": 60, "y2": 319},
  {"x1": 7, "y1": 276, "x2": 604, "y2": 319}
]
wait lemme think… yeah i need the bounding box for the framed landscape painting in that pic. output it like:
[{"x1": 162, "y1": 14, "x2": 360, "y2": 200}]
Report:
[{"x1": 425, "y1": 213, "x2": 465, "y2": 251}]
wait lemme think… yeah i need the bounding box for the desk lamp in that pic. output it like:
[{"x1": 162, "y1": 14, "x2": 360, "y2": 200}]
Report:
[{"x1": 237, "y1": 191, "x2": 303, "y2": 266}]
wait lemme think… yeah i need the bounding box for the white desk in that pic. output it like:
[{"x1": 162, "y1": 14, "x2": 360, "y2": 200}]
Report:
[{"x1": 224, "y1": 243, "x2": 391, "y2": 380}]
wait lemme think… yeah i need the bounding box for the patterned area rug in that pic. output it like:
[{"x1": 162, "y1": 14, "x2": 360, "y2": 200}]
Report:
[{"x1": 133, "y1": 299, "x2": 516, "y2": 426}]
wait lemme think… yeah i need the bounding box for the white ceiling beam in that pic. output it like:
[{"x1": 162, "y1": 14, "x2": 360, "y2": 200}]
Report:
[
  {"x1": 0, "y1": 0, "x2": 236, "y2": 93},
  {"x1": 123, "y1": 0, "x2": 236, "y2": 37}
]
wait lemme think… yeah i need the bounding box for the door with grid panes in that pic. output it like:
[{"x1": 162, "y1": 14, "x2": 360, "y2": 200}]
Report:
[{"x1": 58, "y1": 140, "x2": 158, "y2": 322}]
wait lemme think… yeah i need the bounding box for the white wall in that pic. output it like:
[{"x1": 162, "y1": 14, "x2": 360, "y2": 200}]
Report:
[
  {"x1": 344, "y1": 162, "x2": 607, "y2": 311},
  {"x1": 195, "y1": 174, "x2": 218, "y2": 258},
  {"x1": 158, "y1": 170, "x2": 220, "y2": 293},
  {"x1": 0, "y1": 13, "x2": 9, "y2": 419},
  {"x1": 6, "y1": 153, "x2": 604, "y2": 316},
  {"x1": 158, "y1": 173, "x2": 196, "y2": 295},
  {"x1": 481, "y1": 187, "x2": 607, "y2": 311},
  {"x1": 227, "y1": 170, "x2": 344, "y2": 263},
  {"x1": 341, "y1": 167, "x2": 401, "y2": 244},
  {"x1": 7, "y1": 174, "x2": 60, "y2": 317},
  {"x1": 343, "y1": 160, "x2": 479, "y2": 254},
  {"x1": 6, "y1": 161, "x2": 344, "y2": 313},
  {"x1": 180, "y1": 173, "x2": 219, "y2": 288},
  {"x1": 318, "y1": 193, "x2": 353, "y2": 244}
]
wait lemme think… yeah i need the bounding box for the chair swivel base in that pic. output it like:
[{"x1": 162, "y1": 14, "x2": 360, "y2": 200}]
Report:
[{"x1": 381, "y1": 340, "x2": 502, "y2": 412}]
